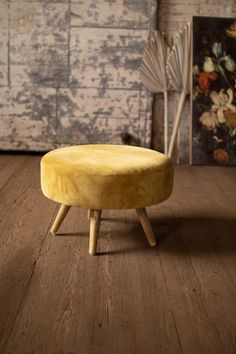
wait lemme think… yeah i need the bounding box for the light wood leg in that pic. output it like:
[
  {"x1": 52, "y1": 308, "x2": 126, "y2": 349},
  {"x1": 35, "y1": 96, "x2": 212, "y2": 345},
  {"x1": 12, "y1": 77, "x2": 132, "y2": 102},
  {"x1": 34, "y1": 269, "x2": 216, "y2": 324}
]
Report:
[
  {"x1": 88, "y1": 209, "x2": 94, "y2": 219},
  {"x1": 136, "y1": 208, "x2": 156, "y2": 247},
  {"x1": 50, "y1": 204, "x2": 71, "y2": 234},
  {"x1": 88, "y1": 209, "x2": 102, "y2": 220},
  {"x1": 89, "y1": 209, "x2": 101, "y2": 255}
]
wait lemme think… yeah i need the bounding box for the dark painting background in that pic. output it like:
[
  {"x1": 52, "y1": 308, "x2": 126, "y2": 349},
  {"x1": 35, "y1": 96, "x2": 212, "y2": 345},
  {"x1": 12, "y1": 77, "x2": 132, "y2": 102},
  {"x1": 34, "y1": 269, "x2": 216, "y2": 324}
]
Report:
[{"x1": 192, "y1": 16, "x2": 236, "y2": 165}]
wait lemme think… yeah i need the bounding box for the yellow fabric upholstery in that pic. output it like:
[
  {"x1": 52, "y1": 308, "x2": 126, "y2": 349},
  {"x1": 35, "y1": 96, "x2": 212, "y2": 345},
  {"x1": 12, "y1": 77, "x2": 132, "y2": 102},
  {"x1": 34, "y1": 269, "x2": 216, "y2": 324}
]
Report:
[{"x1": 40, "y1": 145, "x2": 174, "y2": 209}]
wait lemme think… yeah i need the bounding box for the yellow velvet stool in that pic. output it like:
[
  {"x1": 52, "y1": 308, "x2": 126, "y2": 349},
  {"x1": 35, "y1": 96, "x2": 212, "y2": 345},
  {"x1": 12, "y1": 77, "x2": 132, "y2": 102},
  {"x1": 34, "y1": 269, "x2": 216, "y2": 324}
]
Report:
[{"x1": 40, "y1": 144, "x2": 174, "y2": 255}]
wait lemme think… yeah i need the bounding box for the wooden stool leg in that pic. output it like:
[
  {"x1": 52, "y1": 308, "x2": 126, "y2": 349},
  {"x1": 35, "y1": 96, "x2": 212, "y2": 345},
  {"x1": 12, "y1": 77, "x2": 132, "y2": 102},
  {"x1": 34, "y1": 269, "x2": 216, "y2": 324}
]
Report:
[
  {"x1": 89, "y1": 209, "x2": 101, "y2": 255},
  {"x1": 88, "y1": 209, "x2": 102, "y2": 220},
  {"x1": 136, "y1": 208, "x2": 156, "y2": 247},
  {"x1": 50, "y1": 204, "x2": 71, "y2": 234},
  {"x1": 88, "y1": 209, "x2": 94, "y2": 219}
]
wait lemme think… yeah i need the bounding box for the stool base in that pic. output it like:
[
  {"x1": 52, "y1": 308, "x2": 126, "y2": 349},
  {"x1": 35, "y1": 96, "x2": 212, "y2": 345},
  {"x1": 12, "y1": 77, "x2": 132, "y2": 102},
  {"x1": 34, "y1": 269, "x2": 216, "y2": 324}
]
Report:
[{"x1": 51, "y1": 204, "x2": 156, "y2": 255}]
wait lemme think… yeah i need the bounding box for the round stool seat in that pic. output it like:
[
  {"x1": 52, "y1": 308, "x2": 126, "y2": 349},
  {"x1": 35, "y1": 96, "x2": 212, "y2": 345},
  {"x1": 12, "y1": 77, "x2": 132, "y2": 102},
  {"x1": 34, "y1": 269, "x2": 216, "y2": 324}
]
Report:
[{"x1": 41, "y1": 144, "x2": 174, "y2": 210}]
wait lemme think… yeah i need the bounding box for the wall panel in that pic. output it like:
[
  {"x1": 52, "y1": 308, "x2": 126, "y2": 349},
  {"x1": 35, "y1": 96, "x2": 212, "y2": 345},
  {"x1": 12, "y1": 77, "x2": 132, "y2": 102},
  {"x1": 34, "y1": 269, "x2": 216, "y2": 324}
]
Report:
[{"x1": 0, "y1": 0, "x2": 156, "y2": 151}]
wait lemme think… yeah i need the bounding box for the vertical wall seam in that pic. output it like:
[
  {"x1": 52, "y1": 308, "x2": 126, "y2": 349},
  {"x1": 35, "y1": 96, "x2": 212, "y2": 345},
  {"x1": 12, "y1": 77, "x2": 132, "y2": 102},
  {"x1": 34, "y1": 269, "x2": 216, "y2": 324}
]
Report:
[
  {"x1": 7, "y1": 0, "x2": 11, "y2": 87},
  {"x1": 68, "y1": 0, "x2": 71, "y2": 87}
]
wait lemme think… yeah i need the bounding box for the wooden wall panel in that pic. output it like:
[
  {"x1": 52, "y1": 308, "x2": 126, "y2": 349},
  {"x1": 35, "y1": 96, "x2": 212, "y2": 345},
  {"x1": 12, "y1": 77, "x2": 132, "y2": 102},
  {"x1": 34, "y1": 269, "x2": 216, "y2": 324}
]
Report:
[
  {"x1": 56, "y1": 88, "x2": 143, "y2": 144},
  {"x1": 0, "y1": 87, "x2": 57, "y2": 150},
  {"x1": 0, "y1": 0, "x2": 157, "y2": 151},
  {"x1": 70, "y1": 28, "x2": 147, "y2": 89},
  {"x1": 10, "y1": 3, "x2": 70, "y2": 87},
  {"x1": 71, "y1": 0, "x2": 152, "y2": 29},
  {"x1": 0, "y1": 2, "x2": 8, "y2": 88}
]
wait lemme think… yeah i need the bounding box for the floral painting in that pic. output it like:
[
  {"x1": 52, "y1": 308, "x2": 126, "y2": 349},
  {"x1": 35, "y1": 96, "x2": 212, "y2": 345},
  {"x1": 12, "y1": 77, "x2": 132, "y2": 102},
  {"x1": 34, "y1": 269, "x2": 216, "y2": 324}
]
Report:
[{"x1": 192, "y1": 16, "x2": 236, "y2": 165}]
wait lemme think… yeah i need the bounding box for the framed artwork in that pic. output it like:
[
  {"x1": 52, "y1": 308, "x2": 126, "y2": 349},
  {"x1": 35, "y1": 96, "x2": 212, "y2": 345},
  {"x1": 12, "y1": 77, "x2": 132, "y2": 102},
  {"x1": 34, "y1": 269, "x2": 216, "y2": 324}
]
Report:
[{"x1": 191, "y1": 16, "x2": 236, "y2": 165}]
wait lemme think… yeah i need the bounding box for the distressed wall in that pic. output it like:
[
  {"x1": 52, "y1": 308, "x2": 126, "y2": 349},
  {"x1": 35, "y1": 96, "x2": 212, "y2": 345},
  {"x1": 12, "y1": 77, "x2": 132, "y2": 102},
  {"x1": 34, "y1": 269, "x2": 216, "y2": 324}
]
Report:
[
  {"x1": 0, "y1": 0, "x2": 157, "y2": 151},
  {"x1": 153, "y1": 0, "x2": 236, "y2": 162}
]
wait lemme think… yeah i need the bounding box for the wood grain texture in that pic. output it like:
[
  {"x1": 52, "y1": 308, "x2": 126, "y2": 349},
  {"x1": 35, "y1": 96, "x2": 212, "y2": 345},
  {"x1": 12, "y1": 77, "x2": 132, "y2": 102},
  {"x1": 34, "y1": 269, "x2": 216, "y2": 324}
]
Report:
[
  {"x1": 0, "y1": 155, "x2": 57, "y2": 352},
  {"x1": 0, "y1": 155, "x2": 236, "y2": 353},
  {"x1": 0, "y1": 155, "x2": 30, "y2": 191},
  {"x1": 150, "y1": 165, "x2": 236, "y2": 353}
]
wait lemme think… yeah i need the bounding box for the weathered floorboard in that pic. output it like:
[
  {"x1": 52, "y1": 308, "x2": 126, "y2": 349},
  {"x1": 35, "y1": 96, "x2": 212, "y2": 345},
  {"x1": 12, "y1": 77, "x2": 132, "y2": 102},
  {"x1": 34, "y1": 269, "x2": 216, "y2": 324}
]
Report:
[
  {"x1": 0, "y1": 155, "x2": 57, "y2": 352},
  {"x1": 0, "y1": 155, "x2": 31, "y2": 192},
  {"x1": 158, "y1": 166, "x2": 236, "y2": 353}
]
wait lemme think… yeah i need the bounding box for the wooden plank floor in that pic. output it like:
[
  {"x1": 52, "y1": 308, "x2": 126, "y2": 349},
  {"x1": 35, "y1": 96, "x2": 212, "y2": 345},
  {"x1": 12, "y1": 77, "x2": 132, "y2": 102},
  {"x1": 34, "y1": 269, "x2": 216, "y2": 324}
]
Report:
[{"x1": 0, "y1": 154, "x2": 235, "y2": 354}]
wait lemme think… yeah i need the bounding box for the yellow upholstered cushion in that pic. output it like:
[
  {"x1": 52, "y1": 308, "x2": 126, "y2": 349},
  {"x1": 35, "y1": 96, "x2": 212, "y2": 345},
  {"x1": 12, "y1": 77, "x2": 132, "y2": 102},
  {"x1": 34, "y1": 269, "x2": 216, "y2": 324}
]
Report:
[{"x1": 40, "y1": 144, "x2": 174, "y2": 209}]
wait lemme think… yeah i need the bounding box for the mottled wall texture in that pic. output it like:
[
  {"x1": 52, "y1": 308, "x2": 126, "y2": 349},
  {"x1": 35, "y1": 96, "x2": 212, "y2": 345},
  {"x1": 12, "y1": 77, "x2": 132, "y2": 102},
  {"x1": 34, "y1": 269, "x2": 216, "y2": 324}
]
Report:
[
  {"x1": 154, "y1": 0, "x2": 236, "y2": 162},
  {"x1": 0, "y1": 0, "x2": 157, "y2": 151}
]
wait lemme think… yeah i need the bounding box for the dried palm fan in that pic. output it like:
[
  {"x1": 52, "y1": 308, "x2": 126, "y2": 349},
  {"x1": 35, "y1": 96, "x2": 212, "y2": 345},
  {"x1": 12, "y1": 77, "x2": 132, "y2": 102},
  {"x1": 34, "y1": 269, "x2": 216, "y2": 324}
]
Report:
[
  {"x1": 139, "y1": 31, "x2": 169, "y2": 154},
  {"x1": 166, "y1": 22, "x2": 191, "y2": 158}
]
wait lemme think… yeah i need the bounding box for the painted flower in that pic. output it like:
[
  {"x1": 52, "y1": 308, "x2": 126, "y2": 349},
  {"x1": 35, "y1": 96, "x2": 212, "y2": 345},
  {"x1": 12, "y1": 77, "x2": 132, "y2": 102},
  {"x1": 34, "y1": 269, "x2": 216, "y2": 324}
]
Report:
[
  {"x1": 226, "y1": 21, "x2": 236, "y2": 39},
  {"x1": 193, "y1": 65, "x2": 200, "y2": 75},
  {"x1": 198, "y1": 72, "x2": 209, "y2": 90},
  {"x1": 213, "y1": 135, "x2": 223, "y2": 143},
  {"x1": 199, "y1": 111, "x2": 219, "y2": 131},
  {"x1": 213, "y1": 149, "x2": 229, "y2": 163},
  {"x1": 224, "y1": 55, "x2": 236, "y2": 72},
  {"x1": 224, "y1": 109, "x2": 236, "y2": 129},
  {"x1": 210, "y1": 88, "x2": 236, "y2": 123},
  {"x1": 212, "y1": 42, "x2": 222, "y2": 58},
  {"x1": 193, "y1": 86, "x2": 201, "y2": 100},
  {"x1": 197, "y1": 71, "x2": 217, "y2": 90},
  {"x1": 203, "y1": 57, "x2": 215, "y2": 72}
]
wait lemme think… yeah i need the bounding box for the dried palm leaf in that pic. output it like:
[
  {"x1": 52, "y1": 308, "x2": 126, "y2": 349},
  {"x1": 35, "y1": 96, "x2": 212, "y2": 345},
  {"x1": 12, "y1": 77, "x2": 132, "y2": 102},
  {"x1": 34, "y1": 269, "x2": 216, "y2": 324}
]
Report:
[
  {"x1": 166, "y1": 23, "x2": 191, "y2": 158},
  {"x1": 139, "y1": 31, "x2": 169, "y2": 154}
]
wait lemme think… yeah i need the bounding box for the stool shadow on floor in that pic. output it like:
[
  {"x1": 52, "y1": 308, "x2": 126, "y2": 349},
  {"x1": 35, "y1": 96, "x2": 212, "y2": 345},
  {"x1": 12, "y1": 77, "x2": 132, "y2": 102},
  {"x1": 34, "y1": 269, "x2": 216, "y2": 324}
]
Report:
[
  {"x1": 150, "y1": 215, "x2": 236, "y2": 257},
  {"x1": 151, "y1": 218, "x2": 178, "y2": 244},
  {"x1": 95, "y1": 217, "x2": 177, "y2": 256},
  {"x1": 96, "y1": 215, "x2": 236, "y2": 256},
  {"x1": 54, "y1": 232, "x2": 88, "y2": 237}
]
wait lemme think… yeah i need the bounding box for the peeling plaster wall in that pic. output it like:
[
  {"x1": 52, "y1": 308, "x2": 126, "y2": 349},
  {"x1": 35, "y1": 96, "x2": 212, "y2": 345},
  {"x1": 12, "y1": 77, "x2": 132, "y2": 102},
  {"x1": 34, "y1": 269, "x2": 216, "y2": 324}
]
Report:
[
  {"x1": 153, "y1": 0, "x2": 236, "y2": 162},
  {"x1": 0, "y1": 0, "x2": 157, "y2": 151}
]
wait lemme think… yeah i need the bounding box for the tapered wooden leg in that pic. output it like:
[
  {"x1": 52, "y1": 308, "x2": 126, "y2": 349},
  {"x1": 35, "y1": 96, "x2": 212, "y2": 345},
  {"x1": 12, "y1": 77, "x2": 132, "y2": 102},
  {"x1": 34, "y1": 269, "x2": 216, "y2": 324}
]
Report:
[
  {"x1": 88, "y1": 209, "x2": 102, "y2": 220},
  {"x1": 89, "y1": 209, "x2": 101, "y2": 255},
  {"x1": 50, "y1": 204, "x2": 71, "y2": 234},
  {"x1": 88, "y1": 209, "x2": 94, "y2": 220},
  {"x1": 136, "y1": 208, "x2": 156, "y2": 246}
]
